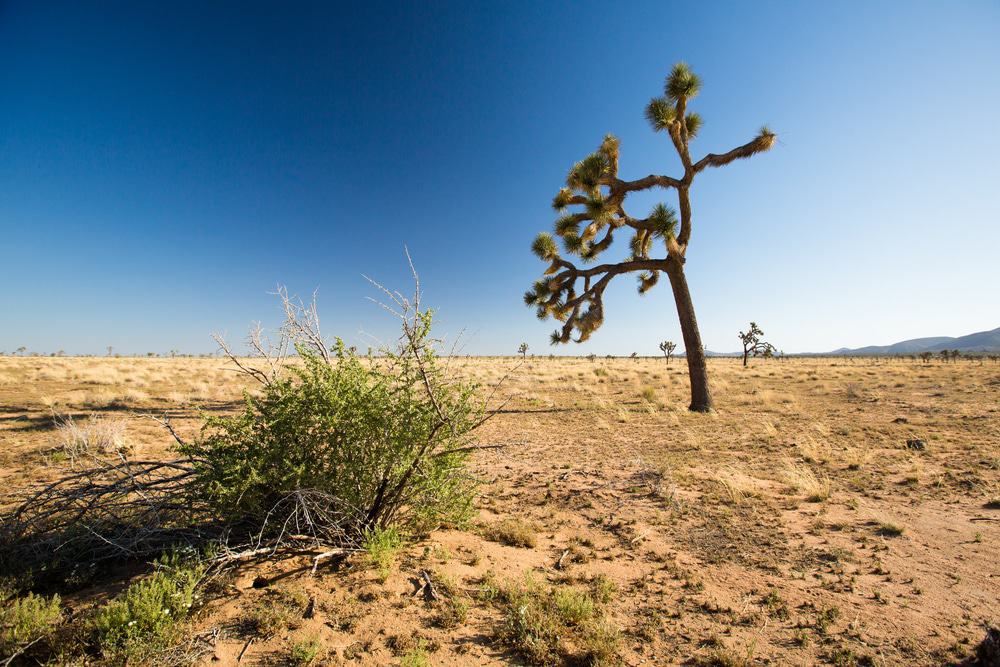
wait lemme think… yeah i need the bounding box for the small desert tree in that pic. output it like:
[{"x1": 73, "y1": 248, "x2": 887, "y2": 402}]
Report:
[
  {"x1": 738, "y1": 322, "x2": 775, "y2": 367},
  {"x1": 920, "y1": 351, "x2": 933, "y2": 364},
  {"x1": 518, "y1": 342, "x2": 529, "y2": 358},
  {"x1": 524, "y1": 63, "x2": 775, "y2": 411},
  {"x1": 659, "y1": 340, "x2": 677, "y2": 363}
]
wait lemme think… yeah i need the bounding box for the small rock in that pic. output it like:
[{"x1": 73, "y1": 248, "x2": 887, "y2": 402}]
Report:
[
  {"x1": 893, "y1": 417, "x2": 908, "y2": 424},
  {"x1": 906, "y1": 439, "x2": 926, "y2": 451}
]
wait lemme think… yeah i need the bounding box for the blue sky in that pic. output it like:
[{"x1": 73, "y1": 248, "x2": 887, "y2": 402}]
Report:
[{"x1": 1, "y1": 1, "x2": 998, "y2": 355}]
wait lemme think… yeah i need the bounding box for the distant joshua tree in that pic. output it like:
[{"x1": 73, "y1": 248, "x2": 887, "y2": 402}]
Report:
[
  {"x1": 586, "y1": 353, "x2": 597, "y2": 362},
  {"x1": 518, "y1": 342, "x2": 529, "y2": 358},
  {"x1": 630, "y1": 351, "x2": 639, "y2": 362},
  {"x1": 738, "y1": 322, "x2": 775, "y2": 367},
  {"x1": 16, "y1": 346, "x2": 27, "y2": 357},
  {"x1": 106, "y1": 345, "x2": 113, "y2": 357},
  {"x1": 950, "y1": 349, "x2": 961, "y2": 362},
  {"x1": 920, "y1": 351, "x2": 933, "y2": 364},
  {"x1": 659, "y1": 340, "x2": 677, "y2": 363},
  {"x1": 524, "y1": 63, "x2": 776, "y2": 412}
]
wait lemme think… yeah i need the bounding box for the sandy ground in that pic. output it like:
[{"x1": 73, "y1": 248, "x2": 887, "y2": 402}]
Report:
[{"x1": 1, "y1": 355, "x2": 998, "y2": 665}]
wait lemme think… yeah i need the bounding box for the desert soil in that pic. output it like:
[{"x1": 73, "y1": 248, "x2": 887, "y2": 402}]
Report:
[{"x1": 1, "y1": 355, "x2": 998, "y2": 665}]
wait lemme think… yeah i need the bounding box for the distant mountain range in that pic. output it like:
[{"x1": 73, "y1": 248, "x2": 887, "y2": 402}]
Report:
[{"x1": 829, "y1": 326, "x2": 1000, "y2": 356}]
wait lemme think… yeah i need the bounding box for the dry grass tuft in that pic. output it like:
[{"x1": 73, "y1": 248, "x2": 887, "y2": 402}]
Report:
[
  {"x1": 782, "y1": 460, "x2": 832, "y2": 502},
  {"x1": 55, "y1": 414, "x2": 129, "y2": 462},
  {"x1": 481, "y1": 518, "x2": 538, "y2": 548},
  {"x1": 715, "y1": 468, "x2": 766, "y2": 505}
]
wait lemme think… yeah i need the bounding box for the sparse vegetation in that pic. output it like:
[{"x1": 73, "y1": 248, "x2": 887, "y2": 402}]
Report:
[
  {"x1": 481, "y1": 518, "x2": 538, "y2": 548},
  {"x1": 0, "y1": 354, "x2": 995, "y2": 665},
  {"x1": 492, "y1": 573, "x2": 620, "y2": 665}
]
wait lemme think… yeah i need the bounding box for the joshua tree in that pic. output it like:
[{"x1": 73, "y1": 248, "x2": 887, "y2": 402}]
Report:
[
  {"x1": 659, "y1": 340, "x2": 677, "y2": 363},
  {"x1": 15, "y1": 346, "x2": 27, "y2": 357},
  {"x1": 950, "y1": 349, "x2": 961, "y2": 362},
  {"x1": 920, "y1": 351, "x2": 933, "y2": 364},
  {"x1": 518, "y1": 342, "x2": 529, "y2": 358},
  {"x1": 524, "y1": 63, "x2": 775, "y2": 412},
  {"x1": 630, "y1": 351, "x2": 639, "y2": 362},
  {"x1": 738, "y1": 322, "x2": 775, "y2": 367}
]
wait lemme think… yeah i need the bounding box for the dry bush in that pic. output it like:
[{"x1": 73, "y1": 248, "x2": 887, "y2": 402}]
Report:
[{"x1": 55, "y1": 415, "x2": 129, "y2": 463}]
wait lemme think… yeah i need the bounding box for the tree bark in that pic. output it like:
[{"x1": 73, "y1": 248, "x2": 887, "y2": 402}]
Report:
[{"x1": 665, "y1": 261, "x2": 713, "y2": 412}]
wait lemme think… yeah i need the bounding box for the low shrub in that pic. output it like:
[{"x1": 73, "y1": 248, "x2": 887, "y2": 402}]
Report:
[
  {"x1": 181, "y1": 312, "x2": 482, "y2": 540},
  {"x1": 363, "y1": 525, "x2": 403, "y2": 580},
  {"x1": 493, "y1": 573, "x2": 620, "y2": 665},
  {"x1": 91, "y1": 552, "x2": 205, "y2": 664},
  {"x1": 0, "y1": 588, "x2": 62, "y2": 658}
]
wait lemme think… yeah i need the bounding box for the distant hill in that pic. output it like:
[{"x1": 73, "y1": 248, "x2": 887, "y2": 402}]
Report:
[{"x1": 830, "y1": 327, "x2": 1000, "y2": 356}]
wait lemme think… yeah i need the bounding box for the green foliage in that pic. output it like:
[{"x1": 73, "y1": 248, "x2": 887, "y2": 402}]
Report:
[
  {"x1": 493, "y1": 574, "x2": 621, "y2": 666},
  {"x1": 179, "y1": 324, "x2": 481, "y2": 536},
  {"x1": 685, "y1": 112, "x2": 703, "y2": 138},
  {"x1": 0, "y1": 588, "x2": 62, "y2": 657},
  {"x1": 566, "y1": 153, "x2": 610, "y2": 191},
  {"x1": 531, "y1": 232, "x2": 558, "y2": 260},
  {"x1": 289, "y1": 634, "x2": 322, "y2": 666},
  {"x1": 644, "y1": 96, "x2": 676, "y2": 132},
  {"x1": 666, "y1": 61, "x2": 701, "y2": 100},
  {"x1": 400, "y1": 643, "x2": 432, "y2": 667},
  {"x1": 555, "y1": 214, "x2": 580, "y2": 236},
  {"x1": 553, "y1": 587, "x2": 595, "y2": 625},
  {"x1": 363, "y1": 525, "x2": 403, "y2": 580},
  {"x1": 648, "y1": 203, "x2": 678, "y2": 239},
  {"x1": 91, "y1": 552, "x2": 205, "y2": 664}
]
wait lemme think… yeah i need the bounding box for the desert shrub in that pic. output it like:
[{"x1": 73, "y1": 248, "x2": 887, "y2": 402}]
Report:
[
  {"x1": 289, "y1": 634, "x2": 323, "y2": 666},
  {"x1": 363, "y1": 525, "x2": 403, "y2": 580},
  {"x1": 91, "y1": 552, "x2": 205, "y2": 664},
  {"x1": 400, "y1": 643, "x2": 432, "y2": 667},
  {"x1": 0, "y1": 281, "x2": 495, "y2": 589},
  {"x1": 0, "y1": 588, "x2": 62, "y2": 658},
  {"x1": 180, "y1": 333, "x2": 481, "y2": 537},
  {"x1": 493, "y1": 573, "x2": 620, "y2": 665}
]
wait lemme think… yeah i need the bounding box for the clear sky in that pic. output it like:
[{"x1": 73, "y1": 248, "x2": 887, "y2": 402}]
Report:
[{"x1": 1, "y1": 1, "x2": 998, "y2": 356}]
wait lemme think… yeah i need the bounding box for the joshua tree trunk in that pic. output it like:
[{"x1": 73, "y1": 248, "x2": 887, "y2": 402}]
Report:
[{"x1": 666, "y1": 261, "x2": 712, "y2": 412}]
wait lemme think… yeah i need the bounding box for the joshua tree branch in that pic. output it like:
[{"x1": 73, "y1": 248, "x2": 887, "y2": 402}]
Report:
[{"x1": 693, "y1": 133, "x2": 776, "y2": 173}]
